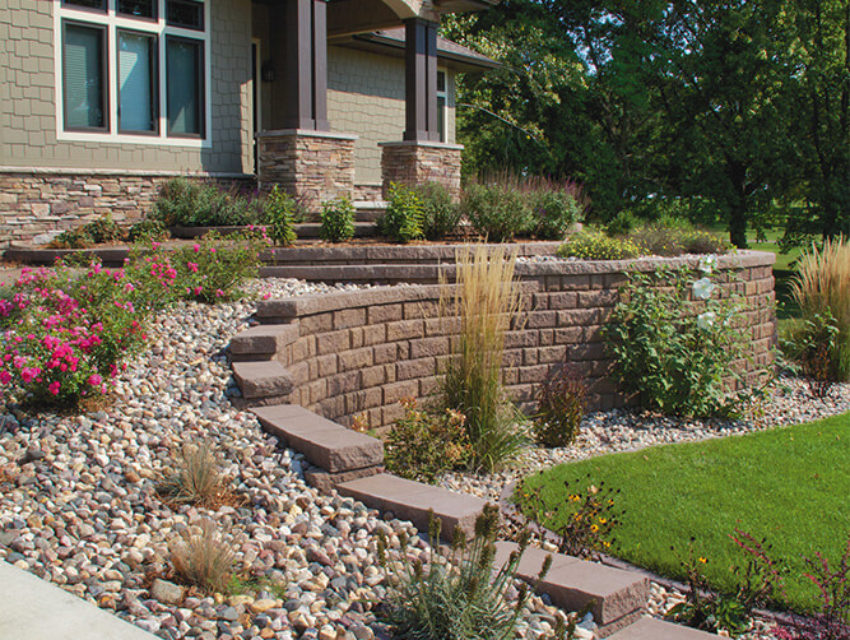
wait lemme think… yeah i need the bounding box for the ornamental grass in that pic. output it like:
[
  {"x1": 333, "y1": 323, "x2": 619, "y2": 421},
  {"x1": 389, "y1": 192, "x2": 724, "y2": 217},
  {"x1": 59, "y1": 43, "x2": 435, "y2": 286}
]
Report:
[{"x1": 440, "y1": 245, "x2": 527, "y2": 473}]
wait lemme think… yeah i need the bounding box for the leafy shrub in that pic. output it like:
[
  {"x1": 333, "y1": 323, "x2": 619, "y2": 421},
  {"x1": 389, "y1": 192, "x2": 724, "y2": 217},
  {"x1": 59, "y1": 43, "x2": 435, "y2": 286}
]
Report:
[
  {"x1": 441, "y1": 246, "x2": 527, "y2": 472},
  {"x1": 414, "y1": 182, "x2": 461, "y2": 240},
  {"x1": 783, "y1": 312, "x2": 842, "y2": 398},
  {"x1": 521, "y1": 473, "x2": 623, "y2": 561},
  {"x1": 628, "y1": 222, "x2": 729, "y2": 256},
  {"x1": 384, "y1": 399, "x2": 470, "y2": 483},
  {"x1": 606, "y1": 210, "x2": 641, "y2": 236},
  {"x1": 49, "y1": 227, "x2": 95, "y2": 249},
  {"x1": 170, "y1": 519, "x2": 234, "y2": 594},
  {"x1": 377, "y1": 505, "x2": 548, "y2": 640},
  {"x1": 128, "y1": 218, "x2": 168, "y2": 243},
  {"x1": 378, "y1": 182, "x2": 424, "y2": 243},
  {"x1": 461, "y1": 182, "x2": 532, "y2": 241},
  {"x1": 157, "y1": 443, "x2": 232, "y2": 508},
  {"x1": 50, "y1": 215, "x2": 124, "y2": 248},
  {"x1": 530, "y1": 189, "x2": 583, "y2": 240},
  {"x1": 152, "y1": 177, "x2": 261, "y2": 228},
  {"x1": 557, "y1": 229, "x2": 641, "y2": 260},
  {"x1": 533, "y1": 363, "x2": 587, "y2": 447},
  {"x1": 603, "y1": 266, "x2": 749, "y2": 417},
  {"x1": 679, "y1": 228, "x2": 731, "y2": 255},
  {"x1": 261, "y1": 186, "x2": 298, "y2": 246},
  {"x1": 790, "y1": 237, "x2": 850, "y2": 382},
  {"x1": 319, "y1": 196, "x2": 355, "y2": 243}
]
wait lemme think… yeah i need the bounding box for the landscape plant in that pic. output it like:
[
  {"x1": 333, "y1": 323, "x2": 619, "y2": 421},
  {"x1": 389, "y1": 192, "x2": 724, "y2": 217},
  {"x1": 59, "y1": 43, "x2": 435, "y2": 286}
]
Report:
[
  {"x1": 261, "y1": 186, "x2": 298, "y2": 246},
  {"x1": 461, "y1": 181, "x2": 533, "y2": 241},
  {"x1": 378, "y1": 182, "x2": 425, "y2": 243},
  {"x1": 383, "y1": 398, "x2": 471, "y2": 483},
  {"x1": 157, "y1": 443, "x2": 233, "y2": 508},
  {"x1": 529, "y1": 185, "x2": 583, "y2": 240},
  {"x1": 49, "y1": 214, "x2": 124, "y2": 249},
  {"x1": 533, "y1": 362, "x2": 587, "y2": 447},
  {"x1": 783, "y1": 311, "x2": 842, "y2": 398},
  {"x1": 440, "y1": 245, "x2": 527, "y2": 472},
  {"x1": 603, "y1": 263, "x2": 750, "y2": 417},
  {"x1": 414, "y1": 182, "x2": 462, "y2": 240},
  {"x1": 152, "y1": 177, "x2": 262, "y2": 228},
  {"x1": 319, "y1": 196, "x2": 356, "y2": 243},
  {"x1": 557, "y1": 230, "x2": 641, "y2": 260},
  {"x1": 170, "y1": 519, "x2": 235, "y2": 594},
  {"x1": 377, "y1": 505, "x2": 550, "y2": 640}
]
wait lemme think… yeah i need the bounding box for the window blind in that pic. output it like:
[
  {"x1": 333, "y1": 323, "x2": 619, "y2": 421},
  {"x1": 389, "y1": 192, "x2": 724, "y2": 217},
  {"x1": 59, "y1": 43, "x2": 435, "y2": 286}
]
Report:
[
  {"x1": 119, "y1": 32, "x2": 155, "y2": 132},
  {"x1": 64, "y1": 24, "x2": 105, "y2": 129}
]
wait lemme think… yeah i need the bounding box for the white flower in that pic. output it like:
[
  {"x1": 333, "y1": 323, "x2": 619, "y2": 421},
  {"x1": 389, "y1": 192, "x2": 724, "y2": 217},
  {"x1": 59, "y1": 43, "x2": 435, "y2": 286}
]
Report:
[
  {"x1": 692, "y1": 277, "x2": 716, "y2": 300},
  {"x1": 699, "y1": 255, "x2": 718, "y2": 274},
  {"x1": 697, "y1": 311, "x2": 716, "y2": 330}
]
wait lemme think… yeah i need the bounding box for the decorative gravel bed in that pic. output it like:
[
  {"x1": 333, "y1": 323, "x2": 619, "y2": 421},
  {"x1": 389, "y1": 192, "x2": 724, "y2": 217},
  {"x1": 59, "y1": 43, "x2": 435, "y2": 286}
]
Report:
[{"x1": 0, "y1": 278, "x2": 583, "y2": 640}]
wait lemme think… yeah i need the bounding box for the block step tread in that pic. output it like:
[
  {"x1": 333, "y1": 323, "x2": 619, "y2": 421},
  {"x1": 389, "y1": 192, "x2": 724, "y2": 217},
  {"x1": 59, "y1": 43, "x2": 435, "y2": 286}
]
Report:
[
  {"x1": 337, "y1": 473, "x2": 487, "y2": 539},
  {"x1": 493, "y1": 541, "x2": 649, "y2": 627},
  {"x1": 251, "y1": 404, "x2": 383, "y2": 473},
  {"x1": 232, "y1": 361, "x2": 293, "y2": 399},
  {"x1": 230, "y1": 324, "x2": 298, "y2": 356},
  {"x1": 608, "y1": 617, "x2": 720, "y2": 639}
]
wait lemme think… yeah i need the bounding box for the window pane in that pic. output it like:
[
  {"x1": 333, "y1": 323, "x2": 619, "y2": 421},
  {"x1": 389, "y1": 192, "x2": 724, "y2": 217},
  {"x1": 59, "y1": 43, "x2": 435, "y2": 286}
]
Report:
[
  {"x1": 117, "y1": 0, "x2": 156, "y2": 19},
  {"x1": 437, "y1": 96, "x2": 446, "y2": 142},
  {"x1": 119, "y1": 32, "x2": 156, "y2": 132},
  {"x1": 166, "y1": 0, "x2": 204, "y2": 30},
  {"x1": 63, "y1": 0, "x2": 106, "y2": 11},
  {"x1": 167, "y1": 38, "x2": 203, "y2": 136},
  {"x1": 63, "y1": 24, "x2": 105, "y2": 129},
  {"x1": 437, "y1": 71, "x2": 446, "y2": 94}
]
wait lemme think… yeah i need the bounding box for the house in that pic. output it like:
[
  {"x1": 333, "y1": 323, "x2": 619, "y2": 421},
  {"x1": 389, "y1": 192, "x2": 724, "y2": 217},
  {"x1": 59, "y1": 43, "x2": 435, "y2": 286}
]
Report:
[{"x1": 0, "y1": 0, "x2": 498, "y2": 244}]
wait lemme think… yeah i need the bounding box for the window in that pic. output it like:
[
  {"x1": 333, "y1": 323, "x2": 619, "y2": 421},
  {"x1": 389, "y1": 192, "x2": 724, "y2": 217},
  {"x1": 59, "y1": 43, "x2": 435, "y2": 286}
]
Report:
[
  {"x1": 56, "y1": 0, "x2": 209, "y2": 145},
  {"x1": 436, "y1": 70, "x2": 447, "y2": 143},
  {"x1": 166, "y1": 37, "x2": 204, "y2": 136},
  {"x1": 63, "y1": 22, "x2": 107, "y2": 130}
]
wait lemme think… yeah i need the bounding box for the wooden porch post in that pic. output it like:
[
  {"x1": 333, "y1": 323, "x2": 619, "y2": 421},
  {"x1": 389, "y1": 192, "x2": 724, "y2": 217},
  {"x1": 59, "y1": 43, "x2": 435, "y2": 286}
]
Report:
[{"x1": 403, "y1": 18, "x2": 439, "y2": 142}]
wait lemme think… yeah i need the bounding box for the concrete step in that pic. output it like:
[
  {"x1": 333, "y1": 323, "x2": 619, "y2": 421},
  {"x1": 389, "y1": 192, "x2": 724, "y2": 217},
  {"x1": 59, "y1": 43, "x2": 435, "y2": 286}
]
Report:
[
  {"x1": 493, "y1": 541, "x2": 649, "y2": 637},
  {"x1": 252, "y1": 404, "x2": 383, "y2": 474},
  {"x1": 293, "y1": 222, "x2": 377, "y2": 238},
  {"x1": 232, "y1": 361, "x2": 294, "y2": 400},
  {"x1": 337, "y1": 472, "x2": 488, "y2": 540},
  {"x1": 608, "y1": 617, "x2": 720, "y2": 639},
  {"x1": 353, "y1": 200, "x2": 387, "y2": 223},
  {"x1": 230, "y1": 324, "x2": 298, "y2": 360}
]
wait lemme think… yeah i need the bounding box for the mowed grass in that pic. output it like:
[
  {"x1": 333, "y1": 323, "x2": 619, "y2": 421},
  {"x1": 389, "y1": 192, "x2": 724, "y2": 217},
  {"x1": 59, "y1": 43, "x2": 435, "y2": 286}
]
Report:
[{"x1": 519, "y1": 412, "x2": 850, "y2": 613}]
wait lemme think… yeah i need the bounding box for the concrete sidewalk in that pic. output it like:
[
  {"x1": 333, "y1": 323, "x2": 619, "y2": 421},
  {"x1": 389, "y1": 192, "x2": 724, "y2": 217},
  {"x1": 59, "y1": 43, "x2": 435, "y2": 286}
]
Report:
[{"x1": 0, "y1": 561, "x2": 157, "y2": 640}]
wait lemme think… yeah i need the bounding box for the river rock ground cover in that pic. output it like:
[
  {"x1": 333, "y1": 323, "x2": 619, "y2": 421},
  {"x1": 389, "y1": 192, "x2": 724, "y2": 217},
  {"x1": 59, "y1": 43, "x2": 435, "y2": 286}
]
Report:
[{"x1": 0, "y1": 278, "x2": 578, "y2": 640}]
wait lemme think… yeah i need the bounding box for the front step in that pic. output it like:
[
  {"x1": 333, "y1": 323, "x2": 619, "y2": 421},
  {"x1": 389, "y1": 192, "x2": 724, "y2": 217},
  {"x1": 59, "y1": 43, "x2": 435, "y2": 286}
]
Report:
[
  {"x1": 608, "y1": 617, "x2": 719, "y2": 639},
  {"x1": 232, "y1": 361, "x2": 294, "y2": 401},
  {"x1": 252, "y1": 404, "x2": 383, "y2": 476},
  {"x1": 229, "y1": 324, "x2": 298, "y2": 361},
  {"x1": 337, "y1": 472, "x2": 488, "y2": 540},
  {"x1": 353, "y1": 200, "x2": 387, "y2": 223},
  {"x1": 493, "y1": 541, "x2": 648, "y2": 637}
]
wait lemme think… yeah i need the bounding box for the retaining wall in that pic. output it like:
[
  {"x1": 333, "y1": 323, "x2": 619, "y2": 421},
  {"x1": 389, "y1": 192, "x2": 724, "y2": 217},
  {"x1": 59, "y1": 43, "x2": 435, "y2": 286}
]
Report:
[{"x1": 232, "y1": 251, "x2": 776, "y2": 432}]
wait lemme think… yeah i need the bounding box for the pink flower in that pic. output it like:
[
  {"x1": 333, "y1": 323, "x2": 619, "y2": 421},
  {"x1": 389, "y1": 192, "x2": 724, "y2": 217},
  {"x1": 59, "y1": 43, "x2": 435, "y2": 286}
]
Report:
[
  {"x1": 187, "y1": 262, "x2": 199, "y2": 273},
  {"x1": 193, "y1": 286, "x2": 203, "y2": 296},
  {"x1": 21, "y1": 367, "x2": 40, "y2": 383},
  {"x1": 48, "y1": 381, "x2": 61, "y2": 395},
  {"x1": 262, "y1": 293, "x2": 271, "y2": 300},
  {"x1": 0, "y1": 371, "x2": 11, "y2": 384},
  {"x1": 87, "y1": 374, "x2": 102, "y2": 387},
  {"x1": 192, "y1": 244, "x2": 200, "y2": 253},
  {"x1": 209, "y1": 247, "x2": 216, "y2": 254},
  {"x1": 215, "y1": 289, "x2": 224, "y2": 297}
]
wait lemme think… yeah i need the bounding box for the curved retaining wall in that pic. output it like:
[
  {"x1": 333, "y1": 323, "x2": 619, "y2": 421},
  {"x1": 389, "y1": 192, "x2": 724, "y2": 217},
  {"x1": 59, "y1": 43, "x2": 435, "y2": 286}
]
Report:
[{"x1": 231, "y1": 251, "x2": 776, "y2": 431}]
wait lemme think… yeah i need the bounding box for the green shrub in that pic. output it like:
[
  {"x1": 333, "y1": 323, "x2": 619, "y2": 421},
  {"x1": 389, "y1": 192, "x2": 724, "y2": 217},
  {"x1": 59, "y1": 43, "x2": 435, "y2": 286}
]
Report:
[
  {"x1": 782, "y1": 312, "x2": 844, "y2": 398},
  {"x1": 557, "y1": 230, "x2": 641, "y2": 260},
  {"x1": 261, "y1": 186, "x2": 298, "y2": 246},
  {"x1": 606, "y1": 210, "x2": 641, "y2": 236},
  {"x1": 603, "y1": 266, "x2": 750, "y2": 417},
  {"x1": 152, "y1": 177, "x2": 261, "y2": 228},
  {"x1": 627, "y1": 221, "x2": 729, "y2": 257},
  {"x1": 461, "y1": 182, "x2": 532, "y2": 241},
  {"x1": 679, "y1": 229, "x2": 731, "y2": 254},
  {"x1": 384, "y1": 399, "x2": 471, "y2": 483},
  {"x1": 533, "y1": 364, "x2": 587, "y2": 448},
  {"x1": 319, "y1": 196, "x2": 355, "y2": 243},
  {"x1": 49, "y1": 227, "x2": 95, "y2": 249},
  {"x1": 414, "y1": 182, "x2": 461, "y2": 240},
  {"x1": 50, "y1": 215, "x2": 124, "y2": 248},
  {"x1": 378, "y1": 183, "x2": 424, "y2": 243},
  {"x1": 128, "y1": 218, "x2": 168, "y2": 243},
  {"x1": 377, "y1": 506, "x2": 549, "y2": 640},
  {"x1": 530, "y1": 189, "x2": 583, "y2": 240}
]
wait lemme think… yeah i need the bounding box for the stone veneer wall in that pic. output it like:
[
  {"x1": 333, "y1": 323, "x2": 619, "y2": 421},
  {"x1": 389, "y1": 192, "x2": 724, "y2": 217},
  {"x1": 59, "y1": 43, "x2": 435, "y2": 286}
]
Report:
[
  {"x1": 236, "y1": 251, "x2": 776, "y2": 431},
  {"x1": 0, "y1": 171, "x2": 253, "y2": 245},
  {"x1": 380, "y1": 141, "x2": 463, "y2": 200},
  {"x1": 257, "y1": 131, "x2": 356, "y2": 213}
]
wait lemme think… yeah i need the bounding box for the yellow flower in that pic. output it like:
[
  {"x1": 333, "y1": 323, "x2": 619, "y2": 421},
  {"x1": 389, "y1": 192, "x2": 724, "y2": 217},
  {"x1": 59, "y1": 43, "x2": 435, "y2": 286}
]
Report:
[
  {"x1": 598, "y1": 518, "x2": 607, "y2": 524},
  {"x1": 590, "y1": 524, "x2": 599, "y2": 533},
  {"x1": 698, "y1": 557, "x2": 708, "y2": 564},
  {"x1": 569, "y1": 494, "x2": 581, "y2": 503},
  {"x1": 603, "y1": 541, "x2": 611, "y2": 548},
  {"x1": 573, "y1": 512, "x2": 583, "y2": 521}
]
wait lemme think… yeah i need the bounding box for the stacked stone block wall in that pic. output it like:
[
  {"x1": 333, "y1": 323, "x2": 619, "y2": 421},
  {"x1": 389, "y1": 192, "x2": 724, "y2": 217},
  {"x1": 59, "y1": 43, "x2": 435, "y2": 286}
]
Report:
[
  {"x1": 238, "y1": 252, "x2": 776, "y2": 431},
  {"x1": 380, "y1": 142, "x2": 462, "y2": 200}
]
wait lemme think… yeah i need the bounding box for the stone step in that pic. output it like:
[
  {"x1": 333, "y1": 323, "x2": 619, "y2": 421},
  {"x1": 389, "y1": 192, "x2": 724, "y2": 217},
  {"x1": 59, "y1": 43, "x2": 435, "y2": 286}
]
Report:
[
  {"x1": 353, "y1": 200, "x2": 387, "y2": 223},
  {"x1": 252, "y1": 404, "x2": 383, "y2": 474},
  {"x1": 230, "y1": 324, "x2": 298, "y2": 359},
  {"x1": 232, "y1": 361, "x2": 294, "y2": 400},
  {"x1": 493, "y1": 541, "x2": 649, "y2": 637},
  {"x1": 608, "y1": 617, "x2": 720, "y2": 639},
  {"x1": 336, "y1": 472, "x2": 488, "y2": 540}
]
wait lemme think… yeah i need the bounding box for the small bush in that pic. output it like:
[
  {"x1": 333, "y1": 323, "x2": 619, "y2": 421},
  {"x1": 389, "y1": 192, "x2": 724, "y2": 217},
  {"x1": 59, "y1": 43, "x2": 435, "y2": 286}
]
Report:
[
  {"x1": 128, "y1": 218, "x2": 168, "y2": 243},
  {"x1": 49, "y1": 227, "x2": 95, "y2": 249},
  {"x1": 533, "y1": 363, "x2": 587, "y2": 447},
  {"x1": 384, "y1": 399, "x2": 471, "y2": 483},
  {"x1": 170, "y1": 519, "x2": 234, "y2": 594},
  {"x1": 521, "y1": 473, "x2": 623, "y2": 561},
  {"x1": 378, "y1": 506, "x2": 549, "y2": 640},
  {"x1": 378, "y1": 183, "x2": 424, "y2": 243},
  {"x1": 557, "y1": 230, "x2": 641, "y2": 260},
  {"x1": 152, "y1": 177, "x2": 261, "y2": 228},
  {"x1": 461, "y1": 182, "x2": 532, "y2": 241},
  {"x1": 414, "y1": 182, "x2": 461, "y2": 240},
  {"x1": 157, "y1": 443, "x2": 232, "y2": 508},
  {"x1": 261, "y1": 186, "x2": 298, "y2": 246},
  {"x1": 679, "y1": 228, "x2": 731, "y2": 255},
  {"x1": 783, "y1": 312, "x2": 842, "y2": 398},
  {"x1": 606, "y1": 210, "x2": 641, "y2": 236},
  {"x1": 319, "y1": 196, "x2": 356, "y2": 243},
  {"x1": 50, "y1": 215, "x2": 124, "y2": 248},
  {"x1": 530, "y1": 189, "x2": 583, "y2": 240}
]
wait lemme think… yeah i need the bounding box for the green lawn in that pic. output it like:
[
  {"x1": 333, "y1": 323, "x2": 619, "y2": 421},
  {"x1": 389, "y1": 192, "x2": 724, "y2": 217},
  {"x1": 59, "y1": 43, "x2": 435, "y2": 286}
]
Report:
[{"x1": 519, "y1": 412, "x2": 850, "y2": 614}]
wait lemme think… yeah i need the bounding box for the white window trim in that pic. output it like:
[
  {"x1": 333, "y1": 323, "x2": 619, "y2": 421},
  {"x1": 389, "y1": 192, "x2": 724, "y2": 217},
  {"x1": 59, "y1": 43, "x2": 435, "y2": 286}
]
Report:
[
  {"x1": 53, "y1": 0, "x2": 212, "y2": 147},
  {"x1": 437, "y1": 68, "x2": 448, "y2": 144}
]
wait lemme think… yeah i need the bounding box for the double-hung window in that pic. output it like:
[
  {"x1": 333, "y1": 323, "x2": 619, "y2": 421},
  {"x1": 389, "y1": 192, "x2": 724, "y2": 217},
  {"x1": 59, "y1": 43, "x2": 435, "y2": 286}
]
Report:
[
  {"x1": 436, "y1": 70, "x2": 448, "y2": 143},
  {"x1": 56, "y1": 0, "x2": 209, "y2": 143}
]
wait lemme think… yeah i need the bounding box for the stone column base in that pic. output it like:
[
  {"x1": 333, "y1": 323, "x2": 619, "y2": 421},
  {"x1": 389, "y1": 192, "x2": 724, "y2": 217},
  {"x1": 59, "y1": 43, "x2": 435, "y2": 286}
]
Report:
[
  {"x1": 257, "y1": 129, "x2": 357, "y2": 213},
  {"x1": 379, "y1": 140, "x2": 463, "y2": 200}
]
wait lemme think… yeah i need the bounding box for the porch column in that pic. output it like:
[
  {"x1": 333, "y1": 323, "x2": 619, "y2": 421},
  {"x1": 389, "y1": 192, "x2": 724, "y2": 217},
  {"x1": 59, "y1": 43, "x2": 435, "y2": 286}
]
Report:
[
  {"x1": 403, "y1": 18, "x2": 439, "y2": 142},
  {"x1": 275, "y1": 0, "x2": 329, "y2": 131}
]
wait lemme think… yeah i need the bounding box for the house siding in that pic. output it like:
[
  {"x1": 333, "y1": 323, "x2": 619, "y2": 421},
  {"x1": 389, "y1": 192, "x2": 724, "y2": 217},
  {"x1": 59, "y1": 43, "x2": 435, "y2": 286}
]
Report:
[{"x1": 0, "y1": 0, "x2": 253, "y2": 175}]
